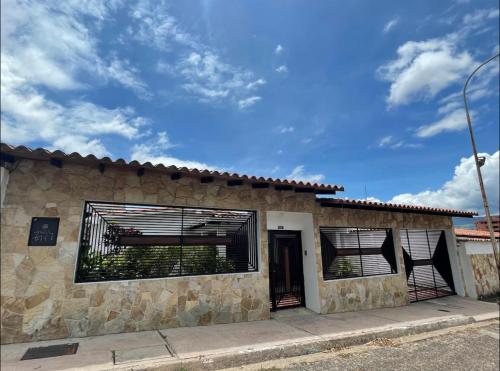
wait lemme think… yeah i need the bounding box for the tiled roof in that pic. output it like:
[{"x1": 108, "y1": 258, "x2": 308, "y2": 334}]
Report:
[
  {"x1": 317, "y1": 197, "x2": 477, "y2": 217},
  {"x1": 454, "y1": 228, "x2": 500, "y2": 240},
  {"x1": 0, "y1": 143, "x2": 343, "y2": 193}
]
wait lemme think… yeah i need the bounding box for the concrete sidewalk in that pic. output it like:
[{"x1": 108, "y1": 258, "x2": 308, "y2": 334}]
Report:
[{"x1": 1, "y1": 296, "x2": 498, "y2": 371}]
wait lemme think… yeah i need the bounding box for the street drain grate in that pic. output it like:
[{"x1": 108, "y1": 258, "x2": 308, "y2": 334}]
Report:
[{"x1": 21, "y1": 343, "x2": 79, "y2": 360}]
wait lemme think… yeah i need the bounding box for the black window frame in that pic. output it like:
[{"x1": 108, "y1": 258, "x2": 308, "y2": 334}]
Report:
[
  {"x1": 319, "y1": 226, "x2": 398, "y2": 281},
  {"x1": 75, "y1": 200, "x2": 259, "y2": 283}
]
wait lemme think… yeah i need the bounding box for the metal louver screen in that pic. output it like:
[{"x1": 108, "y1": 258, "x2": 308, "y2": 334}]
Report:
[
  {"x1": 320, "y1": 227, "x2": 397, "y2": 280},
  {"x1": 400, "y1": 229, "x2": 455, "y2": 302},
  {"x1": 75, "y1": 201, "x2": 258, "y2": 282}
]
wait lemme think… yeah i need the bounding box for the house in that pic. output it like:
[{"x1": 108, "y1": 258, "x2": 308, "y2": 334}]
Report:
[
  {"x1": 454, "y1": 228, "x2": 499, "y2": 299},
  {"x1": 474, "y1": 215, "x2": 500, "y2": 233},
  {"x1": 0, "y1": 143, "x2": 478, "y2": 344}
]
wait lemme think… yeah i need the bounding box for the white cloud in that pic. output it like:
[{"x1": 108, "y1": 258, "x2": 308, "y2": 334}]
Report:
[
  {"x1": 376, "y1": 135, "x2": 422, "y2": 149},
  {"x1": 275, "y1": 44, "x2": 284, "y2": 54},
  {"x1": 275, "y1": 65, "x2": 288, "y2": 74},
  {"x1": 378, "y1": 136, "x2": 394, "y2": 147},
  {"x1": 131, "y1": 133, "x2": 215, "y2": 170},
  {"x1": 383, "y1": 17, "x2": 399, "y2": 34},
  {"x1": 389, "y1": 151, "x2": 499, "y2": 213},
  {"x1": 0, "y1": 0, "x2": 156, "y2": 155},
  {"x1": 420, "y1": 58, "x2": 499, "y2": 138},
  {"x1": 378, "y1": 37, "x2": 474, "y2": 106},
  {"x1": 416, "y1": 109, "x2": 470, "y2": 137},
  {"x1": 157, "y1": 50, "x2": 263, "y2": 106},
  {"x1": 1, "y1": 54, "x2": 149, "y2": 156},
  {"x1": 378, "y1": 7, "x2": 499, "y2": 108},
  {"x1": 0, "y1": 0, "x2": 148, "y2": 95},
  {"x1": 52, "y1": 136, "x2": 108, "y2": 157},
  {"x1": 238, "y1": 96, "x2": 261, "y2": 109},
  {"x1": 130, "y1": 1, "x2": 264, "y2": 108},
  {"x1": 286, "y1": 165, "x2": 325, "y2": 184},
  {"x1": 177, "y1": 51, "x2": 255, "y2": 101},
  {"x1": 104, "y1": 56, "x2": 151, "y2": 99},
  {"x1": 246, "y1": 78, "x2": 266, "y2": 90},
  {"x1": 270, "y1": 165, "x2": 280, "y2": 174},
  {"x1": 437, "y1": 100, "x2": 462, "y2": 115},
  {"x1": 129, "y1": 0, "x2": 199, "y2": 50},
  {"x1": 278, "y1": 126, "x2": 294, "y2": 134},
  {"x1": 462, "y1": 8, "x2": 499, "y2": 28}
]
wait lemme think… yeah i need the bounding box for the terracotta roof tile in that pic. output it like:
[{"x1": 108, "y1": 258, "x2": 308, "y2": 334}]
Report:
[
  {"x1": 0, "y1": 143, "x2": 343, "y2": 193},
  {"x1": 317, "y1": 197, "x2": 477, "y2": 217},
  {"x1": 454, "y1": 228, "x2": 499, "y2": 239}
]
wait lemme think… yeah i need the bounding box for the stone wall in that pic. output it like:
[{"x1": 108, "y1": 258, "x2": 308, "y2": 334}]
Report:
[
  {"x1": 1, "y1": 159, "x2": 287, "y2": 344},
  {"x1": 456, "y1": 240, "x2": 499, "y2": 299},
  {"x1": 0, "y1": 158, "x2": 455, "y2": 344},
  {"x1": 470, "y1": 253, "x2": 499, "y2": 297}
]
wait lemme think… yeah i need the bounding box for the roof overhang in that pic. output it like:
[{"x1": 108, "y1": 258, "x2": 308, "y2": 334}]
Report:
[
  {"x1": 317, "y1": 198, "x2": 477, "y2": 218},
  {"x1": 1, "y1": 143, "x2": 344, "y2": 194}
]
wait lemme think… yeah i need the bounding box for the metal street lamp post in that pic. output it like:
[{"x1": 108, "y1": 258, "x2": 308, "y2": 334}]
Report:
[{"x1": 462, "y1": 52, "x2": 500, "y2": 272}]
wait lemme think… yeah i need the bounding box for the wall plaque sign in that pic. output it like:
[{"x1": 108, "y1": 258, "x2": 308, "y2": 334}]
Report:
[{"x1": 28, "y1": 217, "x2": 60, "y2": 246}]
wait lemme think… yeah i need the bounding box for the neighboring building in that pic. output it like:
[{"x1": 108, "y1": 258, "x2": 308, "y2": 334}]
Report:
[
  {"x1": 474, "y1": 215, "x2": 500, "y2": 233},
  {"x1": 0, "y1": 144, "x2": 477, "y2": 344},
  {"x1": 455, "y1": 228, "x2": 499, "y2": 299}
]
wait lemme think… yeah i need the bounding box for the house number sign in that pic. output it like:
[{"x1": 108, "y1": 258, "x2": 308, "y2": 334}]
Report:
[{"x1": 28, "y1": 217, "x2": 60, "y2": 246}]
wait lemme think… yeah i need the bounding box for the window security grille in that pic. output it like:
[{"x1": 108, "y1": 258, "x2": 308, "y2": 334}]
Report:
[
  {"x1": 75, "y1": 201, "x2": 258, "y2": 282},
  {"x1": 320, "y1": 227, "x2": 397, "y2": 280}
]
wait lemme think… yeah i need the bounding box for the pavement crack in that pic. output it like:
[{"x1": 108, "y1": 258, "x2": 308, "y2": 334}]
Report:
[{"x1": 157, "y1": 330, "x2": 177, "y2": 357}]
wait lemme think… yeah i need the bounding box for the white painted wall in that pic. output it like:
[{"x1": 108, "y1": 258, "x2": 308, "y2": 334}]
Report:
[
  {"x1": 1, "y1": 166, "x2": 9, "y2": 209},
  {"x1": 455, "y1": 240, "x2": 478, "y2": 298},
  {"x1": 445, "y1": 230, "x2": 466, "y2": 297},
  {"x1": 266, "y1": 211, "x2": 321, "y2": 313},
  {"x1": 464, "y1": 240, "x2": 499, "y2": 255}
]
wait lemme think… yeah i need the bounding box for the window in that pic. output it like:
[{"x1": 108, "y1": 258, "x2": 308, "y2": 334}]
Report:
[
  {"x1": 320, "y1": 227, "x2": 397, "y2": 280},
  {"x1": 75, "y1": 201, "x2": 258, "y2": 282}
]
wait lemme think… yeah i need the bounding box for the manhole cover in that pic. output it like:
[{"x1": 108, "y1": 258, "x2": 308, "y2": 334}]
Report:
[{"x1": 21, "y1": 343, "x2": 79, "y2": 360}]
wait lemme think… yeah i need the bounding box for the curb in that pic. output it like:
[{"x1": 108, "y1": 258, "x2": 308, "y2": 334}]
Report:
[{"x1": 110, "y1": 313, "x2": 498, "y2": 371}]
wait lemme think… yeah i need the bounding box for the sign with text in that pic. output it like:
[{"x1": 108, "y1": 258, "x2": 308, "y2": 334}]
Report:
[{"x1": 28, "y1": 217, "x2": 59, "y2": 246}]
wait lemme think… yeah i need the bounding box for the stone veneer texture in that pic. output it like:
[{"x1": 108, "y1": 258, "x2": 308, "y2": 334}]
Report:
[
  {"x1": 1, "y1": 159, "x2": 453, "y2": 344},
  {"x1": 470, "y1": 254, "x2": 500, "y2": 297}
]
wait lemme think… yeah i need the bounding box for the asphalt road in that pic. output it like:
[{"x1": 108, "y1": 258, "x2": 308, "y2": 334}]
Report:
[{"x1": 259, "y1": 322, "x2": 500, "y2": 371}]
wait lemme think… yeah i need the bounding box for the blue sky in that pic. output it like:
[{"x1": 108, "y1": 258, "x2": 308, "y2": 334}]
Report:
[{"x1": 1, "y1": 0, "x2": 499, "y2": 212}]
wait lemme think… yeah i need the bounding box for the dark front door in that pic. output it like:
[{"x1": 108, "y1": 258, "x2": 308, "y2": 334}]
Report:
[{"x1": 268, "y1": 231, "x2": 305, "y2": 311}]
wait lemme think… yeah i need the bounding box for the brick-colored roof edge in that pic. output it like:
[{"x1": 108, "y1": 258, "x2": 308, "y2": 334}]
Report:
[
  {"x1": 0, "y1": 143, "x2": 344, "y2": 193},
  {"x1": 454, "y1": 228, "x2": 500, "y2": 239},
  {"x1": 317, "y1": 197, "x2": 477, "y2": 217}
]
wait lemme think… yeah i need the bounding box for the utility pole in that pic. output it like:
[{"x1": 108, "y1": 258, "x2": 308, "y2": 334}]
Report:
[{"x1": 463, "y1": 52, "x2": 500, "y2": 273}]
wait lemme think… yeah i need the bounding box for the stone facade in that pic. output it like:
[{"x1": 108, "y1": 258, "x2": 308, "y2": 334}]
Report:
[
  {"x1": 470, "y1": 254, "x2": 499, "y2": 297},
  {"x1": 457, "y1": 239, "x2": 499, "y2": 298},
  {"x1": 314, "y1": 208, "x2": 452, "y2": 313},
  {"x1": 1, "y1": 159, "x2": 455, "y2": 344}
]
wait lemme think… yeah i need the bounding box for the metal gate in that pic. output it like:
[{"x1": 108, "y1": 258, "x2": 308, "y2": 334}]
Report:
[
  {"x1": 400, "y1": 229, "x2": 455, "y2": 302},
  {"x1": 268, "y1": 231, "x2": 305, "y2": 311}
]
